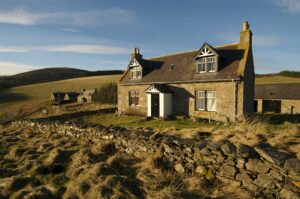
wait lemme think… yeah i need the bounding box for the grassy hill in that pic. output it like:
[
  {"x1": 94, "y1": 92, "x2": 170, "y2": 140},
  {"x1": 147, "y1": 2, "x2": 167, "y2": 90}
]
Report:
[
  {"x1": 0, "y1": 67, "x2": 123, "y2": 89},
  {"x1": 255, "y1": 75, "x2": 300, "y2": 84}
]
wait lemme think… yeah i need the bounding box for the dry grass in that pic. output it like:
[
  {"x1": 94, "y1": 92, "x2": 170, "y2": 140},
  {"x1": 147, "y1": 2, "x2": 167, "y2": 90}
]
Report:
[
  {"x1": 0, "y1": 124, "x2": 255, "y2": 199},
  {"x1": 0, "y1": 74, "x2": 121, "y2": 110},
  {"x1": 0, "y1": 74, "x2": 120, "y2": 124},
  {"x1": 255, "y1": 75, "x2": 300, "y2": 84}
]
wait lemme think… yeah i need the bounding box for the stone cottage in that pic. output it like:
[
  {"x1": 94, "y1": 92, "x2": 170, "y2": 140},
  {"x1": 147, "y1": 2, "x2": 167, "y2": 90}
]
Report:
[
  {"x1": 78, "y1": 89, "x2": 97, "y2": 103},
  {"x1": 64, "y1": 92, "x2": 80, "y2": 103},
  {"x1": 50, "y1": 92, "x2": 66, "y2": 104},
  {"x1": 118, "y1": 21, "x2": 255, "y2": 122},
  {"x1": 255, "y1": 83, "x2": 300, "y2": 114}
]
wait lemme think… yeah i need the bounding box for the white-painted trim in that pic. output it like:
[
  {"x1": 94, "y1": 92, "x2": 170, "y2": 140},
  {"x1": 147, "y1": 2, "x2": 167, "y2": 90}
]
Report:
[
  {"x1": 147, "y1": 93, "x2": 151, "y2": 117},
  {"x1": 147, "y1": 92, "x2": 172, "y2": 118}
]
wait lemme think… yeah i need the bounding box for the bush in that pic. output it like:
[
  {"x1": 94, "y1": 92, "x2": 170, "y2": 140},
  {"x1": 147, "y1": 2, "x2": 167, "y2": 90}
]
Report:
[
  {"x1": 94, "y1": 82, "x2": 117, "y2": 104},
  {"x1": 279, "y1": 70, "x2": 300, "y2": 78}
]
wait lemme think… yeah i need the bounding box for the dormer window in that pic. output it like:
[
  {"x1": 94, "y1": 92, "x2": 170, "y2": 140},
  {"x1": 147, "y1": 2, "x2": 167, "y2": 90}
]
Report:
[
  {"x1": 195, "y1": 43, "x2": 219, "y2": 73},
  {"x1": 197, "y1": 56, "x2": 216, "y2": 73},
  {"x1": 130, "y1": 67, "x2": 142, "y2": 79}
]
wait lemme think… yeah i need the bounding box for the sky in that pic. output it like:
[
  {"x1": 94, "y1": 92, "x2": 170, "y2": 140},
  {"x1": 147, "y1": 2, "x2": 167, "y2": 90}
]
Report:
[{"x1": 0, "y1": 0, "x2": 299, "y2": 75}]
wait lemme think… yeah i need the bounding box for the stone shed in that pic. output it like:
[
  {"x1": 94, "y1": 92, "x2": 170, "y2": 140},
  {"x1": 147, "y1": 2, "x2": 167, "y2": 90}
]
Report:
[
  {"x1": 78, "y1": 89, "x2": 98, "y2": 103},
  {"x1": 255, "y1": 83, "x2": 300, "y2": 114}
]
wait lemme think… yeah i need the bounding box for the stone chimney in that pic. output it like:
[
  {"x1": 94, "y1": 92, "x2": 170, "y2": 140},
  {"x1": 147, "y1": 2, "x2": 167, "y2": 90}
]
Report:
[
  {"x1": 240, "y1": 21, "x2": 252, "y2": 49},
  {"x1": 131, "y1": 47, "x2": 143, "y2": 59}
]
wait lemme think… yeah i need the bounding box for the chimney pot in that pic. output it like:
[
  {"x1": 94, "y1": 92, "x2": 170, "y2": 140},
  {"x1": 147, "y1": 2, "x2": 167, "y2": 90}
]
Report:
[{"x1": 243, "y1": 21, "x2": 250, "y2": 31}]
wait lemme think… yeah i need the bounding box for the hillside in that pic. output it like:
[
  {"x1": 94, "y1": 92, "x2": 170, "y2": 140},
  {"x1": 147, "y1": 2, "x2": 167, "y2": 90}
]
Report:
[{"x1": 0, "y1": 67, "x2": 123, "y2": 89}]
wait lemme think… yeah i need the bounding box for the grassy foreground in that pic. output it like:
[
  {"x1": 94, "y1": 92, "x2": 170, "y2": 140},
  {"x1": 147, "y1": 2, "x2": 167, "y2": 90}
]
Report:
[
  {"x1": 0, "y1": 124, "x2": 252, "y2": 199},
  {"x1": 82, "y1": 113, "x2": 300, "y2": 159}
]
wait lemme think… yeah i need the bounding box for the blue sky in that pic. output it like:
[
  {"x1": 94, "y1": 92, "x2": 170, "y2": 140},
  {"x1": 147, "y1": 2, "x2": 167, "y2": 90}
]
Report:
[{"x1": 0, "y1": 0, "x2": 299, "y2": 75}]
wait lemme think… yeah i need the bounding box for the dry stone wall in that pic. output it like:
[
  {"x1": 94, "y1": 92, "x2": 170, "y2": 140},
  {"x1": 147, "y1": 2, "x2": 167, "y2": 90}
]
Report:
[{"x1": 10, "y1": 120, "x2": 300, "y2": 199}]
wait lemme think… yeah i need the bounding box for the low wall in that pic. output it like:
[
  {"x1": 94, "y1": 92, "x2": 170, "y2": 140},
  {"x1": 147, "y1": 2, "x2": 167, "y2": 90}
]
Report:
[{"x1": 10, "y1": 121, "x2": 300, "y2": 199}]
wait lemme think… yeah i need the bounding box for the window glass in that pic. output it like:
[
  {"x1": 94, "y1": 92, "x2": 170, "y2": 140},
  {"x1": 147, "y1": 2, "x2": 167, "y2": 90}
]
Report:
[
  {"x1": 197, "y1": 56, "x2": 216, "y2": 73},
  {"x1": 207, "y1": 91, "x2": 216, "y2": 111},
  {"x1": 131, "y1": 68, "x2": 142, "y2": 78},
  {"x1": 195, "y1": 91, "x2": 216, "y2": 111},
  {"x1": 196, "y1": 91, "x2": 205, "y2": 110},
  {"x1": 129, "y1": 91, "x2": 140, "y2": 106}
]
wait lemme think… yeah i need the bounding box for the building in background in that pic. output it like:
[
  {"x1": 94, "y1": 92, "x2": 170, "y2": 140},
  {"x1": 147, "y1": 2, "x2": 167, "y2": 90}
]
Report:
[
  {"x1": 255, "y1": 83, "x2": 300, "y2": 114},
  {"x1": 50, "y1": 92, "x2": 66, "y2": 104},
  {"x1": 78, "y1": 89, "x2": 98, "y2": 103},
  {"x1": 64, "y1": 92, "x2": 80, "y2": 103}
]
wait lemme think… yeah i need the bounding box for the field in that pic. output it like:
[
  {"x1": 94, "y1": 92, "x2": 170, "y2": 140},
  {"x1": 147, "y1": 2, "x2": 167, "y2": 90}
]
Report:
[
  {"x1": 255, "y1": 75, "x2": 300, "y2": 84},
  {"x1": 0, "y1": 75, "x2": 121, "y2": 123}
]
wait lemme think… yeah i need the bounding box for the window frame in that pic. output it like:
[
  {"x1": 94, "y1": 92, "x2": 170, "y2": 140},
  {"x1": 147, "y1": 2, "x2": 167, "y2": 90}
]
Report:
[
  {"x1": 129, "y1": 91, "x2": 140, "y2": 106},
  {"x1": 196, "y1": 56, "x2": 217, "y2": 73},
  {"x1": 206, "y1": 91, "x2": 216, "y2": 112},
  {"x1": 130, "y1": 67, "x2": 142, "y2": 79},
  {"x1": 195, "y1": 90, "x2": 216, "y2": 112}
]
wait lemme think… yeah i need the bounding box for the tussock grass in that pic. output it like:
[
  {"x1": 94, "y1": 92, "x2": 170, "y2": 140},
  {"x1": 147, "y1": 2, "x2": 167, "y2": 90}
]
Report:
[{"x1": 1, "y1": 121, "x2": 292, "y2": 198}]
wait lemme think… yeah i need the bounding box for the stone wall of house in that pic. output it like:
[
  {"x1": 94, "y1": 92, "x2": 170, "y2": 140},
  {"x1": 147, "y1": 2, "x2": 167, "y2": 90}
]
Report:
[
  {"x1": 118, "y1": 81, "x2": 246, "y2": 122},
  {"x1": 282, "y1": 100, "x2": 300, "y2": 114},
  {"x1": 117, "y1": 84, "x2": 149, "y2": 116},
  {"x1": 10, "y1": 120, "x2": 300, "y2": 199}
]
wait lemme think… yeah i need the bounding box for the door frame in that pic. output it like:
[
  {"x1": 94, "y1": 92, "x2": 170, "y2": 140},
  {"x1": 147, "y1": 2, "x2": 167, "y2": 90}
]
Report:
[{"x1": 151, "y1": 93, "x2": 160, "y2": 117}]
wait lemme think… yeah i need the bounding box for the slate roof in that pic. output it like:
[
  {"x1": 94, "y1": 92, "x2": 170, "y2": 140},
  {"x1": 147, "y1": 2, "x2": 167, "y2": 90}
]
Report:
[
  {"x1": 52, "y1": 93, "x2": 66, "y2": 98},
  {"x1": 120, "y1": 43, "x2": 244, "y2": 85},
  {"x1": 255, "y1": 83, "x2": 300, "y2": 100},
  {"x1": 65, "y1": 92, "x2": 80, "y2": 98}
]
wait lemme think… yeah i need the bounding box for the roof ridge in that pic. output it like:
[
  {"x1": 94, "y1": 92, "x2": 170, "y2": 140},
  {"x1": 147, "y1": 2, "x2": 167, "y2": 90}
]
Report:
[
  {"x1": 146, "y1": 49, "x2": 198, "y2": 60},
  {"x1": 145, "y1": 42, "x2": 240, "y2": 60}
]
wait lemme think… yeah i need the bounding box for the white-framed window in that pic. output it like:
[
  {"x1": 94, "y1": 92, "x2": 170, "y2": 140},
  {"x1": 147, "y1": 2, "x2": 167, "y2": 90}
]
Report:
[
  {"x1": 129, "y1": 91, "x2": 140, "y2": 106},
  {"x1": 195, "y1": 91, "x2": 216, "y2": 112},
  {"x1": 196, "y1": 56, "x2": 216, "y2": 73},
  {"x1": 197, "y1": 58, "x2": 206, "y2": 73},
  {"x1": 130, "y1": 67, "x2": 142, "y2": 79},
  {"x1": 207, "y1": 57, "x2": 216, "y2": 72},
  {"x1": 206, "y1": 91, "x2": 216, "y2": 111}
]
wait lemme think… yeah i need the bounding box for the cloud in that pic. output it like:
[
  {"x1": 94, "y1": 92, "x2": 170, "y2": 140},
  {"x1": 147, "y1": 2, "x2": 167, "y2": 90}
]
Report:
[
  {"x1": 0, "y1": 9, "x2": 38, "y2": 25},
  {"x1": 0, "y1": 8, "x2": 136, "y2": 26},
  {"x1": 46, "y1": 44, "x2": 130, "y2": 54},
  {"x1": 217, "y1": 33, "x2": 282, "y2": 46},
  {"x1": 60, "y1": 28, "x2": 81, "y2": 33},
  {"x1": 0, "y1": 44, "x2": 130, "y2": 55},
  {"x1": 0, "y1": 46, "x2": 29, "y2": 53},
  {"x1": 272, "y1": 0, "x2": 300, "y2": 13},
  {"x1": 0, "y1": 61, "x2": 41, "y2": 75}
]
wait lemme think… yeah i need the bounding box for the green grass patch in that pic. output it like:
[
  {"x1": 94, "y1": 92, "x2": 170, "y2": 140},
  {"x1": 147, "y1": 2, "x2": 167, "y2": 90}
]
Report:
[{"x1": 82, "y1": 113, "x2": 215, "y2": 130}]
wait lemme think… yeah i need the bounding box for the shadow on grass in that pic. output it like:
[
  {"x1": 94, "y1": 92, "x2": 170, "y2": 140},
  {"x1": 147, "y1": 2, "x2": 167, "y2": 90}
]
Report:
[
  {"x1": 34, "y1": 108, "x2": 116, "y2": 122},
  {"x1": 0, "y1": 89, "x2": 30, "y2": 104}
]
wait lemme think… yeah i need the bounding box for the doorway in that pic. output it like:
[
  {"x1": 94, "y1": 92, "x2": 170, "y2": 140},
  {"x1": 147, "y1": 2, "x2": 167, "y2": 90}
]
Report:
[{"x1": 151, "y1": 94, "x2": 159, "y2": 117}]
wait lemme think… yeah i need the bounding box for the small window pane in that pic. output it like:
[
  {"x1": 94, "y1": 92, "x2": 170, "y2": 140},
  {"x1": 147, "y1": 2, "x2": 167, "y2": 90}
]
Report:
[
  {"x1": 196, "y1": 91, "x2": 205, "y2": 110},
  {"x1": 207, "y1": 91, "x2": 216, "y2": 111},
  {"x1": 129, "y1": 91, "x2": 140, "y2": 106}
]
